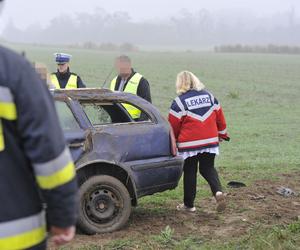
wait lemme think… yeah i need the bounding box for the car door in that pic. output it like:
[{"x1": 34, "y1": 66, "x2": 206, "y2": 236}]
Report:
[
  {"x1": 55, "y1": 100, "x2": 87, "y2": 163},
  {"x1": 79, "y1": 99, "x2": 183, "y2": 195},
  {"x1": 80, "y1": 101, "x2": 171, "y2": 163}
]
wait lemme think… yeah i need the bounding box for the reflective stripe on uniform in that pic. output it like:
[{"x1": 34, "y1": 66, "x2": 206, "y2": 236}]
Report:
[
  {"x1": 0, "y1": 102, "x2": 17, "y2": 120},
  {"x1": 0, "y1": 86, "x2": 17, "y2": 120},
  {"x1": 0, "y1": 87, "x2": 17, "y2": 152},
  {"x1": 124, "y1": 73, "x2": 142, "y2": 94},
  {"x1": 0, "y1": 86, "x2": 14, "y2": 103},
  {"x1": 177, "y1": 137, "x2": 219, "y2": 148},
  {"x1": 50, "y1": 74, "x2": 60, "y2": 89},
  {"x1": 0, "y1": 211, "x2": 46, "y2": 250},
  {"x1": 65, "y1": 75, "x2": 78, "y2": 89},
  {"x1": 110, "y1": 73, "x2": 143, "y2": 119},
  {"x1": 169, "y1": 109, "x2": 184, "y2": 119},
  {"x1": 33, "y1": 147, "x2": 76, "y2": 189},
  {"x1": 110, "y1": 77, "x2": 118, "y2": 91},
  {"x1": 218, "y1": 129, "x2": 227, "y2": 135},
  {"x1": 50, "y1": 74, "x2": 78, "y2": 89},
  {"x1": 0, "y1": 121, "x2": 4, "y2": 151}
]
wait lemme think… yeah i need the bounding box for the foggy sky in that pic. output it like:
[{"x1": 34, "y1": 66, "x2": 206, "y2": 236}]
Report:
[{"x1": 1, "y1": 0, "x2": 299, "y2": 31}]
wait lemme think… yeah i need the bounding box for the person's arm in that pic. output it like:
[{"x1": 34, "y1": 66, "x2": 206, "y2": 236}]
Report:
[
  {"x1": 12, "y1": 59, "x2": 77, "y2": 245},
  {"x1": 137, "y1": 77, "x2": 152, "y2": 103},
  {"x1": 214, "y1": 98, "x2": 230, "y2": 141},
  {"x1": 168, "y1": 99, "x2": 184, "y2": 140},
  {"x1": 77, "y1": 75, "x2": 86, "y2": 88}
]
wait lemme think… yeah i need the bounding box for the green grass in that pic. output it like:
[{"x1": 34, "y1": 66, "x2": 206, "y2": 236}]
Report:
[
  {"x1": 6, "y1": 44, "x2": 300, "y2": 249},
  {"x1": 9, "y1": 45, "x2": 300, "y2": 178},
  {"x1": 100, "y1": 222, "x2": 300, "y2": 250},
  {"x1": 202, "y1": 221, "x2": 300, "y2": 250}
]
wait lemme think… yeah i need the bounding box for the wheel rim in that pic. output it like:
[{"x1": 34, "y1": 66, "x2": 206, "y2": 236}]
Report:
[{"x1": 82, "y1": 184, "x2": 124, "y2": 227}]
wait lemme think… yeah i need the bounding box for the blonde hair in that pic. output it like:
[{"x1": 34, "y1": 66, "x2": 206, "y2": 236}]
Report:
[{"x1": 176, "y1": 71, "x2": 205, "y2": 95}]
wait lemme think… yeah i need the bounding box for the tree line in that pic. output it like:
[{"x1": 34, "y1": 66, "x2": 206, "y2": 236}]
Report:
[
  {"x1": 1, "y1": 8, "x2": 300, "y2": 49},
  {"x1": 214, "y1": 44, "x2": 300, "y2": 54}
]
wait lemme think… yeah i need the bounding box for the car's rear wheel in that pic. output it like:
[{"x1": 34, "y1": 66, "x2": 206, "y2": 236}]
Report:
[{"x1": 78, "y1": 175, "x2": 131, "y2": 234}]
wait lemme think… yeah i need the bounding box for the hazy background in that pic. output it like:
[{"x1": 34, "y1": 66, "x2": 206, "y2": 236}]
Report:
[{"x1": 1, "y1": 0, "x2": 299, "y2": 49}]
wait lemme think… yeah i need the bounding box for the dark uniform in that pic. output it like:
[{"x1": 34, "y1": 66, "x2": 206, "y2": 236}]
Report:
[{"x1": 0, "y1": 46, "x2": 78, "y2": 250}]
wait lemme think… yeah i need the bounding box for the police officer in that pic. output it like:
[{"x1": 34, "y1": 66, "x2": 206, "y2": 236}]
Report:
[
  {"x1": 50, "y1": 53, "x2": 85, "y2": 89},
  {"x1": 110, "y1": 55, "x2": 151, "y2": 120},
  {"x1": 0, "y1": 2, "x2": 78, "y2": 249}
]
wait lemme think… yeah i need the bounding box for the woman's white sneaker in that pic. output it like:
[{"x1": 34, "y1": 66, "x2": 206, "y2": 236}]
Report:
[{"x1": 176, "y1": 203, "x2": 196, "y2": 212}]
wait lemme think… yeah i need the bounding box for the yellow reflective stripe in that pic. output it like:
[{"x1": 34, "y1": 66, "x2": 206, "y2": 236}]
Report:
[
  {"x1": 122, "y1": 103, "x2": 141, "y2": 119},
  {"x1": 124, "y1": 73, "x2": 142, "y2": 95},
  {"x1": 0, "y1": 226, "x2": 46, "y2": 250},
  {"x1": 34, "y1": 147, "x2": 72, "y2": 176},
  {"x1": 0, "y1": 102, "x2": 17, "y2": 120},
  {"x1": 0, "y1": 101, "x2": 17, "y2": 152},
  {"x1": 110, "y1": 73, "x2": 143, "y2": 118},
  {"x1": 110, "y1": 77, "x2": 117, "y2": 91},
  {"x1": 50, "y1": 74, "x2": 61, "y2": 89},
  {"x1": 0, "y1": 120, "x2": 4, "y2": 152},
  {"x1": 65, "y1": 75, "x2": 78, "y2": 89},
  {"x1": 50, "y1": 74, "x2": 77, "y2": 89},
  {"x1": 124, "y1": 73, "x2": 143, "y2": 119},
  {"x1": 36, "y1": 161, "x2": 75, "y2": 189},
  {"x1": 0, "y1": 211, "x2": 46, "y2": 250}
]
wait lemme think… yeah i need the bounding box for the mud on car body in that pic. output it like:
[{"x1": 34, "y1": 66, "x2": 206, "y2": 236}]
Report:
[{"x1": 52, "y1": 88, "x2": 183, "y2": 234}]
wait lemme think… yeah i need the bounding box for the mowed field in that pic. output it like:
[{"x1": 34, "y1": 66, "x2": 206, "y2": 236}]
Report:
[{"x1": 8, "y1": 44, "x2": 300, "y2": 249}]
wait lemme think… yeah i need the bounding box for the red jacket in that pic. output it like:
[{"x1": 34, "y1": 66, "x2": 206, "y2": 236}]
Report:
[{"x1": 168, "y1": 89, "x2": 229, "y2": 152}]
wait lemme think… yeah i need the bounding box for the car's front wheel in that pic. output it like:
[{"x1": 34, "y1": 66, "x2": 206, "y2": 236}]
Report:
[{"x1": 78, "y1": 175, "x2": 131, "y2": 234}]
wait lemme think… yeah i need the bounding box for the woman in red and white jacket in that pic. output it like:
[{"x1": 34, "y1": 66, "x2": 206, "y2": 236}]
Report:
[{"x1": 168, "y1": 71, "x2": 230, "y2": 213}]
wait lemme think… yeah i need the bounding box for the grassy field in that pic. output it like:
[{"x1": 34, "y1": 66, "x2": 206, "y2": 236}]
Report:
[{"x1": 7, "y1": 44, "x2": 300, "y2": 249}]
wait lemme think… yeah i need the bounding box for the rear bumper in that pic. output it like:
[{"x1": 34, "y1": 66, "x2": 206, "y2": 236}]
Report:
[{"x1": 126, "y1": 156, "x2": 184, "y2": 198}]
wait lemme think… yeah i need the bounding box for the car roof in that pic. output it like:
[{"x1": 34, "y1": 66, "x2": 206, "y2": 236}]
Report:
[
  {"x1": 51, "y1": 88, "x2": 164, "y2": 123},
  {"x1": 51, "y1": 88, "x2": 145, "y2": 102},
  {"x1": 52, "y1": 88, "x2": 114, "y2": 100}
]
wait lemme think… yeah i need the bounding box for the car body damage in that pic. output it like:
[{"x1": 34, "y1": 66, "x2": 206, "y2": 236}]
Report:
[{"x1": 52, "y1": 88, "x2": 183, "y2": 233}]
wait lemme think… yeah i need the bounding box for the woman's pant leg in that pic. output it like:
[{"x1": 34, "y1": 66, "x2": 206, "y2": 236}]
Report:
[
  {"x1": 198, "y1": 153, "x2": 222, "y2": 196},
  {"x1": 183, "y1": 155, "x2": 199, "y2": 208}
]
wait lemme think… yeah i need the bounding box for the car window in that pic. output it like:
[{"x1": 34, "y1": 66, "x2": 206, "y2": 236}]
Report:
[
  {"x1": 120, "y1": 102, "x2": 151, "y2": 122},
  {"x1": 55, "y1": 101, "x2": 80, "y2": 130},
  {"x1": 82, "y1": 103, "x2": 112, "y2": 125},
  {"x1": 81, "y1": 102, "x2": 151, "y2": 126}
]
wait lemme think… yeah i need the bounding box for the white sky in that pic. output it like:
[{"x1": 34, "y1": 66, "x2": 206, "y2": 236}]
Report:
[{"x1": 0, "y1": 0, "x2": 299, "y2": 31}]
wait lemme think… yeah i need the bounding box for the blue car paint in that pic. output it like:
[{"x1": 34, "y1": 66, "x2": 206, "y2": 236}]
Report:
[{"x1": 54, "y1": 89, "x2": 184, "y2": 202}]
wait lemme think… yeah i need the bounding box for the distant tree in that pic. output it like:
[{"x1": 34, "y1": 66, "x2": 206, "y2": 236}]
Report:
[{"x1": 120, "y1": 42, "x2": 139, "y2": 52}]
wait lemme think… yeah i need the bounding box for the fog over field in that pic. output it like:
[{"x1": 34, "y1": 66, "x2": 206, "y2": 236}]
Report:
[{"x1": 1, "y1": 0, "x2": 300, "y2": 48}]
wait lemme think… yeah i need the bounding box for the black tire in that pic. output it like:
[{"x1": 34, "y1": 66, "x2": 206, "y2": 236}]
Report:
[{"x1": 77, "y1": 175, "x2": 131, "y2": 234}]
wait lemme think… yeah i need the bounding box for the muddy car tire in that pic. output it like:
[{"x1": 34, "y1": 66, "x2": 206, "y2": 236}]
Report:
[{"x1": 78, "y1": 175, "x2": 131, "y2": 234}]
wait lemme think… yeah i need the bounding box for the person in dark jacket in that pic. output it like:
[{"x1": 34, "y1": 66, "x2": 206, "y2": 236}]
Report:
[
  {"x1": 50, "y1": 53, "x2": 85, "y2": 89},
  {"x1": 168, "y1": 71, "x2": 230, "y2": 213},
  {"x1": 0, "y1": 43, "x2": 78, "y2": 249},
  {"x1": 110, "y1": 55, "x2": 151, "y2": 120}
]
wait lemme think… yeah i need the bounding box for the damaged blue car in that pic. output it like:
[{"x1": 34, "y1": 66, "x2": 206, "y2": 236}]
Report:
[{"x1": 53, "y1": 88, "x2": 183, "y2": 234}]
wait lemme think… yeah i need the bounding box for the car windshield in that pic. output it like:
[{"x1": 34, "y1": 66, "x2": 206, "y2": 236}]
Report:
[{"x1": 55, "y1": 101, "x2": 80, "y2": 130}]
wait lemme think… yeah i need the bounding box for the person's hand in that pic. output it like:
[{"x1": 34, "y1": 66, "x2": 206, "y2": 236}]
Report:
[
  {"x1": 219, "y1": 136, "x2": 230, "y2": 142},
  {"x1": 50, "y1": 226, "x2": 76, "y2": 246}
]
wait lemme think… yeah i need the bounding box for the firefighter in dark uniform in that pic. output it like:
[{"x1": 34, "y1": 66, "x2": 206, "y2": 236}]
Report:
[
  {"x1": 110, "y1": 55, "x2": 152, "y2": 120},
  {"x1": 50, "y1": 53, "x2": 86, "y2": 89},
  {"x1": 0, "y1": 10, "x2": 78, "y2": 249}
]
